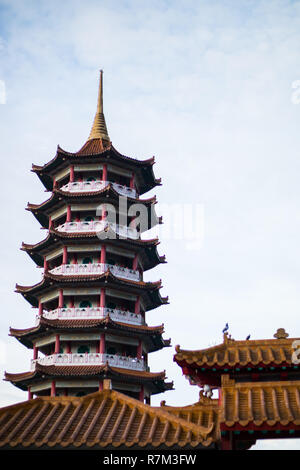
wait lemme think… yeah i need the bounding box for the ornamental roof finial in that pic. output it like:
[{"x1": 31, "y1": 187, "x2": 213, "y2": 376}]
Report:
[{"x1": 88, "y1": 69, "x2": 110, "y2": 141}]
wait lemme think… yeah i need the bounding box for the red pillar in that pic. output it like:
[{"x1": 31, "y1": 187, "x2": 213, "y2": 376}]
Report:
[
  {"x1": 99, "y1": 381, "x2": 103, "y2": 391},
  {"x1": 139, "y1": 385, "x2": 144, "y2": 402},
  {"x1": 137, "y1": 340, "x2": 142, "y2": 360},
  {"x1": 62, "y1": 246, "x2": 68, "y2": 264},
  {"x1": 66, "y1": 205, "x2": 71, "y2": 222},
  {"x1": 43, "y1": 257, "x2": 48, "y2": 271},
  {"x1": 221, "y1": 432, "x2": 233, "y2": 450},
  {"x1": 100, "y1": 288, "x2": 105, "y2": 309},
  {"x1": 100, "y1": 333, "x2": 106, "y2": 354},
  {"x1": 72, "y1": 253, "x2": 78, "y2": 264},
  {"x1": 135, "y1": 296, "x2": 140, "y2": 315},
  {"x1": 70, "y1": 165, "x2": 74, "y2": 183},
  {"x1": 133, "y1": 253, "x2": 138, "y2": 271},
  {"x1": 102, "y1": 164, "x2": 107, "y2": 182},
  {"x1": 51, "y1": 381, "x2": 56, "y2": 397},
  {"x1": 55, "y1": 334, "x2": 60, "y2": 354},
  {"x1": 58, "y1": 289, "x2": 64, "y2": 308},
  {"x1": 33, "y1": 345, "x2": 38, "y2": 360},
  {"x1": 38, "y1": 300, "x2": 43, "y2": 316},
  {"x1": 48, "y1": 216, "x2": 53, "y2": 230},
  {"x1": 100, "y1": 245, "x2": 106, "y2": 265},
  {"x1": 66, "y1": 342, "x2": 72, "y2": 354},
  {"x1": 130, "y1": 172, "x2": 135, "y2": 189},
  {"x1": 53, "y1": 178, "x2": 57, "y2": 190},
  {"x1": 28, "y1": 387, "x2": 33, "y2": 401}
]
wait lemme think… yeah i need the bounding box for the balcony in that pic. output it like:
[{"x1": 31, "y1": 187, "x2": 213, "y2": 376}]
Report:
[
  {"x1": 60, "y1": 180, "x2": 136, "y2": 198},
  {"x1": 31, "y1": 353, "x2": 145, "y2": 372},
  {"x1": 40, "y1": 306, "x2": 143, "y2": 325},
  {"x1": 48, "y1": 262, "x2": 141, "y2": 281},
  {"x1": 56, "y1": 220, "x2": 139, "y2": 240}
]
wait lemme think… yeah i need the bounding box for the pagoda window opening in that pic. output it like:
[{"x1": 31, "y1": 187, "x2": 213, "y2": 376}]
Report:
[
  {"x1": 79, "y1": 300, "x2": 92, "y2": 309},
  {"x1": 77, "y1": 345, "x2": 90, "y2": 354},
  {"x1": 106, "y1": 295, "x2": 134, "y2": 313},
  {"x1": 84, "y1": 216, "x2": 95, "y2": 222},
  {"x1": 107, "y1": 170, "x2": 131, "y2": 188},
  {"x1": 82, "y1": 256, "x2": 93, "y2": 265}
]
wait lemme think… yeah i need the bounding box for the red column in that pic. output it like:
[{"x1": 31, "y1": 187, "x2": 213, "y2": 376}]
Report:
[
  {"x1": 100, "y1": 245, "x2": 106, "y2": 265},
  {"x1": 62, "y1": 246, "x2": 68, "y2": 264},
  {"x1": 100, "y1": 333, "x2": 105, "y2": 354},
  {"x1": 53, "y1": 178, "x2": 57, "y2": 190},
  {"x1": 55, "y1": 334, "x2": 60, "y2": 354},
  {"x1": 58, "y1": 289, "x2": 64, "y2": 308},
  {"x1": 100, "y1": 288, "x2": 105, "y2": 309},
  {"x1": 28, "y1": 387, "x2": 33, "y2": 401},
  {"x1": 72, "y1": 253, "x2": 78, "y2": 264},
  {"x1": 135, "y1": 296, "x2": 140, "y2": 315},
  {"x1": 139, "y1": 385, "x2": 144, "y2": 402},
  {"x1": 66, "y1": 342, "x2": 72, "y2": 354},
  {"x1": 99, "y1": 381, "x2": 103, "y2": 391},
  {"x1": 102, "y1": 164, "x2": 107, "y2": 182},
  {"x1": 133, "y1": 254, "x2": 138, "y2": 270},
  {"x1": 51, "y1": 381, "x2": 56, "y2": 397},
  {"x1": 43, "y1": 257, "x2": 48, "y2": 271},
  {"x1": 137, "y1": 340, "x2": 142, "y2": 360},
  {"x1": 33, "y1": 345, "x2": 38, "y2": 360},
  {"x1": 130, "y1": 172, "x2": 135, "y2": 189},
  {"x1": 66, "y1": 205, "x2": 71, "y2": 222},
  {"x1": 38, "y1": 300, "x2": 43, "y2": 316},
  {"x1": 70, "y1": 165, "x2": 74, "y2": 183},
  {"x1": 69, "y1": 296, "x2": 75, "y2": 308},
  {"x1": 48, "y1": 216, "x2": 53, "y2": 230}
]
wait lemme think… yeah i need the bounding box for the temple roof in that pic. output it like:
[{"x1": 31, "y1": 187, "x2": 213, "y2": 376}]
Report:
[
  {"x1": 15, "y1": 270, "x2": 168, "y2": 311},
  {"x1": 221, "y1": 375, "x2": 300, "y2": 429},
  {"x1": 174, "y1": 329, "x2": 299, "y2": 371},
  {"x1": 9, "y1": 316, "x2": 171, "y2": 352},
  {"x1": 0, "y1": 387, "x2": 218, "y2": 449},
  {"x1": 21, "y1": 230, "x2": 166, "y2": 271},
  {"x1": 4, "y1": 364, "x2": 173, "y2": 395}
]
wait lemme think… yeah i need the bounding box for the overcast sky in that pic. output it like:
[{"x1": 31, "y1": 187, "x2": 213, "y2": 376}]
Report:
[{"x1": 1, "y1": 0, "x2": 300, "y2": 450}]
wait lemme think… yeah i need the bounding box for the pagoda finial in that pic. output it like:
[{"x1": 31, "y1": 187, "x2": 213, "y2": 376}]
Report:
[{"x1": 88, "y1": 69, "x2": 110, "y2": 141}]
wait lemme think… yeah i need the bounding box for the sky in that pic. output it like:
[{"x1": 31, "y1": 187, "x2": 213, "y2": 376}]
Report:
[{"x1": 0, "y1": 0, "x2": 300, "y2": 450}]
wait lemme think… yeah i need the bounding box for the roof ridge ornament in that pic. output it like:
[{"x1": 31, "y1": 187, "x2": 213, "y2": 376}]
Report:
[
  {"x1": 88, "y1": 70, "x2": 110, "y2": 142},
  {"x1": 274, "y1": 328, "x2": 289, "y2": 339}
]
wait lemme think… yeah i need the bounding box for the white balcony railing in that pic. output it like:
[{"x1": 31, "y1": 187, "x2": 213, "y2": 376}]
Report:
[
  {"x1": 60, "y1": 180, "x2": 136, "y2": 198},
  {"x1": 31, "y1": 353, "x2": 145, "y2": 371},
  {"x1": 40, "y1": 306, "x2": 143, "y2": 325},
  {"x1": 56, "y1": 220, "x2": 139, "y2": 240},
  {"x1": 49, "y1": 263, "x2": 140, "y2": 281}
]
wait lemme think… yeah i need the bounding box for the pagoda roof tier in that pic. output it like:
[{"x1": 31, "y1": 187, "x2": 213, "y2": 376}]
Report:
[
  {"x1": 21, "y1": 230, "x2": 166, "y2": 272},
  {"x1": 32, "y1": 143, "x2": 161, "y2": 196},
  {"x1": 26, "y1": 185, "x2": 161, "y2": 229},
  {"x1": 4, "y1": 363, "x2": 173, "y2": 396},
  {"x1": 0, "y1": 387, "x2": 218, "y2": 450},
  {"x1": 9, "y1": 316, "x2": 171, "y2": 353},
  {"x1": 174, "y1": 329, "x2": 299, "y2": 373},
  {"x1": 16, "y1": 271, "x2": 169, "y2": 312},
  {"x1": 220, "y1": 375, "x2": 300, "y2": 430}
]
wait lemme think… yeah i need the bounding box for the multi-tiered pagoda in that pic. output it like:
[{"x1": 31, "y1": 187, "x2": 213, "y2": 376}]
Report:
[{"x1": 5, "y1": 71, "x2": 172, "y2": 403}]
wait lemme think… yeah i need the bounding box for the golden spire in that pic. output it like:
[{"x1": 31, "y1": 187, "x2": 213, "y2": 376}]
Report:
[{"x1": 88, "y1": 70, "x2": 110, "y2": 141}]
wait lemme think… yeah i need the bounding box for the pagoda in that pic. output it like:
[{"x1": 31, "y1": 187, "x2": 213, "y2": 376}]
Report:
[
  {"x1": 174, "y1": 328, "x2": 300, "y2": 450},
  {"x1": 5, "y1": 71, "x2": 173, "y2": 403}
]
